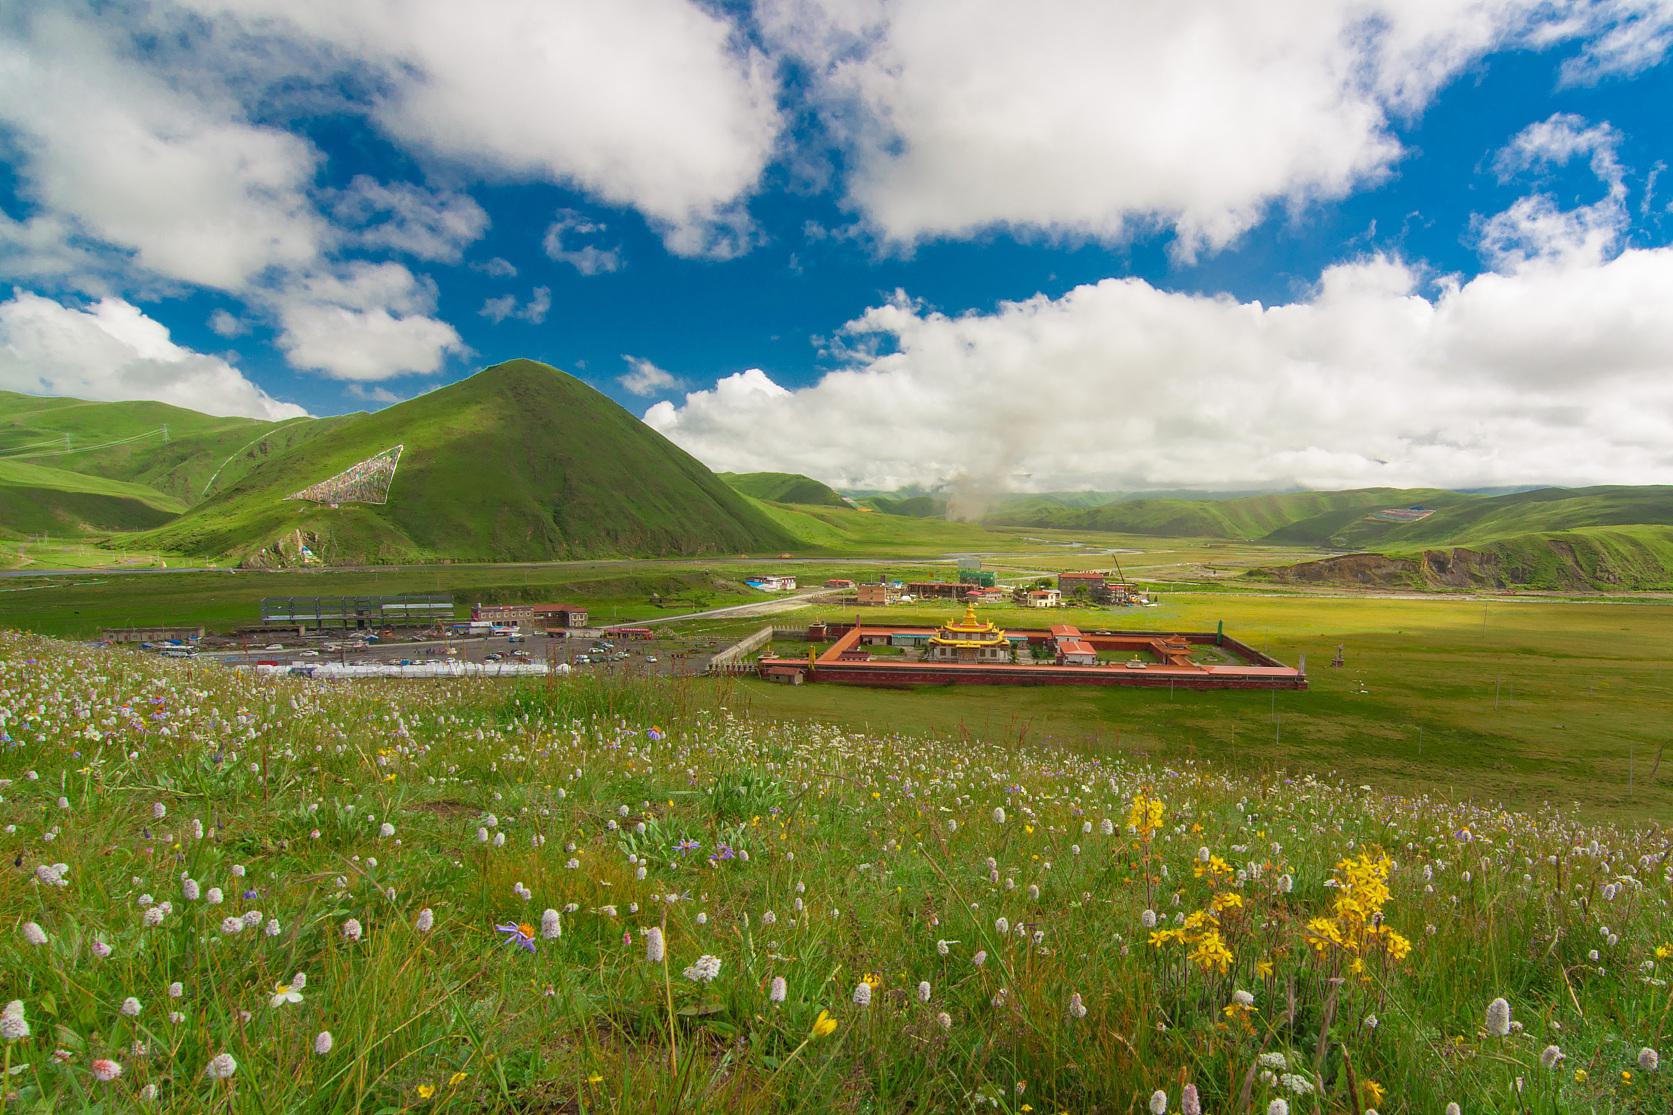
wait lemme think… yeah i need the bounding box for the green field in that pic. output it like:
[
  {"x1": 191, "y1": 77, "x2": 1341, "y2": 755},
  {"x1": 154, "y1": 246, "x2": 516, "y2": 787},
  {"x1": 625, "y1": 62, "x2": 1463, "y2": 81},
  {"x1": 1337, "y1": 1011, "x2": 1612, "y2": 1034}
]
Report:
[
  {"x1": 713, "y1": 592, "x2": 1673, "y2": 821},
  {"x1": 3, "y1": 550, "x2": 1669, "y2": 821}
]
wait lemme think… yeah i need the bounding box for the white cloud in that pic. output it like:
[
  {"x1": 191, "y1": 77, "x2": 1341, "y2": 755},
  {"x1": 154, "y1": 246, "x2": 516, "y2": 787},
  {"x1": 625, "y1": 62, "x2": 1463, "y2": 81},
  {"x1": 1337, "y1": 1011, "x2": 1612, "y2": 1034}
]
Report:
[
  {"x1": 0, "y1": 209, "x2": 116, "y2": 294},
  {"x1": 471, "y1": 256, "x2": 517, "y2": 279},
  {"x1": 478, "y1": 294, "x2": 517, "y2": 324},
  {"x1": 645, "y1": 249, "x2": 1673, "y2": 491},
  {"x1": 478, "y1": 286, "x2": 550, "y2": 325},
  {"x1": 543, "y1": 211, "x2": 624, "y2": 275},
  {"x1": 757, "y1": 0, "x2": 1672, "y2": 255},
  {"x1": 619, "y1": 355, "x2": 681, "y2": 397},
  {"x1": 1479, "y1": 114, "x2": 1628, "y2": 269},
  {"x1": 208, "y1": 309, "x2": 248, "y2": 337},
  {"x1": 1544, "y1": 0, "x2": 1673, "y2": 81},
  {"x1": 0, "y1": 291, "x2": 305, "y2": 420},
  {"x1": 522, "y1": 286, "x2": 551, "y2": 325},
  {"x1": 0, "y1": 8, "x2": 327, "y2": 290},
  {"x1": 182, "y1": 0, "x2": 782, "y2": 255},
  {"x1": 331, "y1": 175, "x2": 489, "y2": 262},
  {"x1": 272, "y1": 262, "x2": 464, "y2": 380}
]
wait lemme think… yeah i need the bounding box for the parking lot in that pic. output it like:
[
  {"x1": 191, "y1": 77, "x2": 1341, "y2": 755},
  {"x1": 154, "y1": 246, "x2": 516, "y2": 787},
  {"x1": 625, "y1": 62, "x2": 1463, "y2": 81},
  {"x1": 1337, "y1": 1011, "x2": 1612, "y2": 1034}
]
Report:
[{"x1": 192, "y1": 626, "x2": 724, "y2": 679}]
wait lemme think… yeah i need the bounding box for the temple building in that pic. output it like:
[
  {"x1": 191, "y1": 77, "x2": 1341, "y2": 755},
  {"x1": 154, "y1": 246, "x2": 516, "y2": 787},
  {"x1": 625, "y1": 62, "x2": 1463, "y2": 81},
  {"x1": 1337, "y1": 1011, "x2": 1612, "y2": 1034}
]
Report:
[{"x1": 927, "y1": 604, "x2": 1013, "y2": 663}]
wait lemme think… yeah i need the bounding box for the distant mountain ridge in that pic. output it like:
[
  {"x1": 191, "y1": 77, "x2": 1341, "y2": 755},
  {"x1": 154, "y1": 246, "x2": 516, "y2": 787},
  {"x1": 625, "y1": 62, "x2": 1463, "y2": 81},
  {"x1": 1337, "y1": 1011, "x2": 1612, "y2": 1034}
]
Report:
[{"x1": 861, "y1": 482, "x2": 1673, "y2": 590}]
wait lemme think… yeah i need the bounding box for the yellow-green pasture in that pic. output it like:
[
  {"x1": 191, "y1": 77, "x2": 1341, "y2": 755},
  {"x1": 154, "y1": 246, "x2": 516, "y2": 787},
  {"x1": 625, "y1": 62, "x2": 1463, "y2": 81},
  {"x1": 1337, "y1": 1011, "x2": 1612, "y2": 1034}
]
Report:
[{"x1": 725, "y1": 592, "x2": 1673, "y2": 820}]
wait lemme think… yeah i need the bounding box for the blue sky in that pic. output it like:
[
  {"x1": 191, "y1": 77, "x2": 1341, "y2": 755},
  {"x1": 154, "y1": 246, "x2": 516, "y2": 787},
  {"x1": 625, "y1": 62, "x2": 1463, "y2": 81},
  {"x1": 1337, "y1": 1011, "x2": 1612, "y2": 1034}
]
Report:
[{"x1": 2, "y1": 1, "x2": 1673, "y2": 492}]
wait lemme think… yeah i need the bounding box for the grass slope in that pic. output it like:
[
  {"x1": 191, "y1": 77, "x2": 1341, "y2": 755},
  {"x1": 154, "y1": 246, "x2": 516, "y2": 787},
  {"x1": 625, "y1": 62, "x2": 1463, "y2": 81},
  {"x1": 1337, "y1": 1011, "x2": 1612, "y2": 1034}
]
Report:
[
  {"x1": 1266, "y1": 523, "x2": 1673, "y2": 591},
  {"x1": 720, "y1": 471, "x2": 848, "y2": 507},
  {"x1": 746, "y1": 497, "x2": 1020, "y2": 554},
  {"x1": 142, "y1": 360, "x2": 797, "y2": 565},
  {"x1": 0, "y1": 390, "x2": 336, "y2": 506},
  {"x1": 0, "y1": 458, "x2": 185, "y2": 537}
]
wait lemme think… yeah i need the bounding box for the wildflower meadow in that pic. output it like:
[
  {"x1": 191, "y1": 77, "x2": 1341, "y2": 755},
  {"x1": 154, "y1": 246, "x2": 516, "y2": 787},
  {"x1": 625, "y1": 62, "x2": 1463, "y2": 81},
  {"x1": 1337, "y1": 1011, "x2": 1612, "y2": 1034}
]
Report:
[{"x1": 1, "y1": 630, "x2": 1669, "y2": 1112}]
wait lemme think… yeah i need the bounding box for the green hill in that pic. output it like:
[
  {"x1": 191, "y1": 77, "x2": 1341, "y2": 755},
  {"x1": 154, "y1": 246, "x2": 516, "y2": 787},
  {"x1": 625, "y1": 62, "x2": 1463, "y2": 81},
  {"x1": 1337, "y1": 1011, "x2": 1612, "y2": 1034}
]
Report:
[
  {"x1": 1260, "y1": 524, "x2": 1673, "y2": 591},
  {"x1": 0, "y1": 391, "x2": 340, "y2": 536},
  {"x1": 720, "y1": 471, "x2": 848, "y2": 507},
  {"x1": 988, "y1": 487, "x2": 1463, "y2": 540},
  {"x1": 141, "y1": 360, "x2": 798, "y2": 565}
]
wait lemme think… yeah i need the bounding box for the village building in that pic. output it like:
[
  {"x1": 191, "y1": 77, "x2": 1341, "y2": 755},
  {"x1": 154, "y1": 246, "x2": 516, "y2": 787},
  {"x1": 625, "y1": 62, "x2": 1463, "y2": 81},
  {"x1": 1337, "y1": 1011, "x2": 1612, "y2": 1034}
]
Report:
[
  {"x1": 103, "y1": 625, "x2": 203, "y2": 644},
  {"x1": 824, "y1": 578, "x2": 856, "y2": 589},
  {"x1": 745, "y1": 575, "x2": 798, "y2": 592},
  {"x1": 1025, "y1": 589, "x2": 1061, "y2": 608},
  {"x1": 926, "y1": 604, "x2": 1014, "y2": 663},
  {"x1": 532, "y1": 604, "x2": 589, "y2": 628},
  {"x1": 906, "y1": 580, "x2": 969, "y2": 600},
  {"x1": 471, "y1": 603, "x2": 536, "y2": 624},
  {"x1": 856, "y1": 583, "x2": 900, "y2": 606},
  {"x1": 1056, "y1": 638, "x2": 1098, "y2": 665},
  {"x1": 1058, "y1": 571, "x2": 1109, "y2": 597}
]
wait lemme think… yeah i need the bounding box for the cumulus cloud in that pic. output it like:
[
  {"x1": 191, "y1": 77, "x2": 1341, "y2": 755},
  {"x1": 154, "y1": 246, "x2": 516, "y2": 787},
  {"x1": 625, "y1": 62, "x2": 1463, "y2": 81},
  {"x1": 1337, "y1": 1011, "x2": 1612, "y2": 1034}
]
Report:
[
  {"x1": 757, "y1": 0, "x2": 1673, "y2": 255},
  {"x1": 645, "y1": 247, "x2": 1673, "y2": 491},
  {"x1": 619, "y1": 355, "x2": 680, "y2": 397},
  {"x1": 0, "y1": 291, "x2": 305, "y2": 420},
  {"x1": 272, "y1": 262, "x2": 464, "y2": 380},
  {"x1": 543, "y1": 211, "x2": 624, "y2": 275},
  {"x1": 181, "y1": 0, "x2": 782, "y2": 255},
  {"x1": 0, "y1": 8, "x2": 327, "y2": 291},
  {"x1": 331, "y1": 176, "x2": 489, "y2": 262}
]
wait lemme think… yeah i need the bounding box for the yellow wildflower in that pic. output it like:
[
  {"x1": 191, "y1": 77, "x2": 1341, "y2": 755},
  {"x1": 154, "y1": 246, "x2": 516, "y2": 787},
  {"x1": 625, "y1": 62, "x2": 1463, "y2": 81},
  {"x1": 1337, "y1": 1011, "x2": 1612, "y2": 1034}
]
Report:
[{"x1": 811, "y1": 1010, "x2": 838, "y2": 1038}]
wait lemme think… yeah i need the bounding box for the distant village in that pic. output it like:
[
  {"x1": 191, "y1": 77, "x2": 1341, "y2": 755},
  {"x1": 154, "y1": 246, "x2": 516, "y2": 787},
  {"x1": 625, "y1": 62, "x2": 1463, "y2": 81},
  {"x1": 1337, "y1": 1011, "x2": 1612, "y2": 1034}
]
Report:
[
  {"x1": 95, "y1": 561, "x2": 1301, "y2": 691},
  {"x1": 746, "y1": 567, "x2": 1153, "y2": 609}
]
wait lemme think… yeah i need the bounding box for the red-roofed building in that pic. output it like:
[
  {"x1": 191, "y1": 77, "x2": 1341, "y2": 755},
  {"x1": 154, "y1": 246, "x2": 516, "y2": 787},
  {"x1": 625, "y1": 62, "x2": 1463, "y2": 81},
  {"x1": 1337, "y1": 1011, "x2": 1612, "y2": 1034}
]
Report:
[{"x1": 1056, "y1": 638, "x2": 1097, "y2": 665}]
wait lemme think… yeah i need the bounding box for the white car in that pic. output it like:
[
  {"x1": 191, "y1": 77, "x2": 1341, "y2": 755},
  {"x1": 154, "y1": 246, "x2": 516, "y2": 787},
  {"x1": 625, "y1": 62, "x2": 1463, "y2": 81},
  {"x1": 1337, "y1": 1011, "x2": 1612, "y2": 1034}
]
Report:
[{"x1": 645, "y1": 656, "x2": 658, "y2": 663}]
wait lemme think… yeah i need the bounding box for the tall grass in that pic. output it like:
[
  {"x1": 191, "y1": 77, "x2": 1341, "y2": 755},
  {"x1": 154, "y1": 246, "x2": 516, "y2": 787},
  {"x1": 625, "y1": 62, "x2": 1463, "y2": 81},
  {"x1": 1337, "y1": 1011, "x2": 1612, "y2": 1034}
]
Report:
[{"x1": 0, "y1": 631, "x2": 1668, "y2": 1113}]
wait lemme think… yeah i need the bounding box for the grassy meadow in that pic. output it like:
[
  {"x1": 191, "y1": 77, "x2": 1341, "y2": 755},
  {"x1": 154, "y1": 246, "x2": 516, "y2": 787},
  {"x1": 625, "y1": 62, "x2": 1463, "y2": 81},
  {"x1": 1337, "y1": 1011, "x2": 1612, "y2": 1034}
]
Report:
[{"x1": 1, "y1": 632, "x2": 1669, "y2": 1113}]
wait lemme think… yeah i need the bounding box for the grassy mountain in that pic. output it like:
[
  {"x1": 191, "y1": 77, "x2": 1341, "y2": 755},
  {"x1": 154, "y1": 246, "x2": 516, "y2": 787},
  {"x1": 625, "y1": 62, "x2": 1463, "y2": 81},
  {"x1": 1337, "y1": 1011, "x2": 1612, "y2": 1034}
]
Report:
[
  {"x1": 141, "y1": 360, "x2": 797, "y2": 565},
  {"x1": 720, "y1": 471, "x2": 848, "y2": 507}
]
